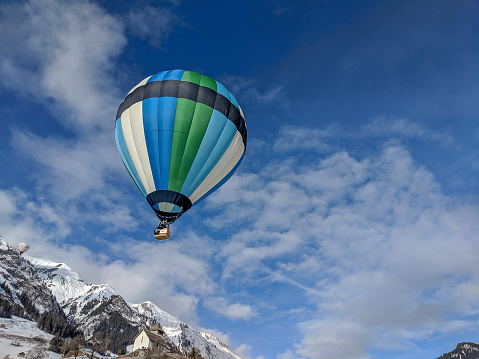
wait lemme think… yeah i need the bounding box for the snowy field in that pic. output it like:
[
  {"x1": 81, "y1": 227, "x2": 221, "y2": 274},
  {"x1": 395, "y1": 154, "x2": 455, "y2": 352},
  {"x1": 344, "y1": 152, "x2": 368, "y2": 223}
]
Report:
[
  {"x1": 0, "y1": 316, "x2": 60, "y2": 358},
  {"x1": 0, "y1": 317, "x2": 125, "y2": 358}
]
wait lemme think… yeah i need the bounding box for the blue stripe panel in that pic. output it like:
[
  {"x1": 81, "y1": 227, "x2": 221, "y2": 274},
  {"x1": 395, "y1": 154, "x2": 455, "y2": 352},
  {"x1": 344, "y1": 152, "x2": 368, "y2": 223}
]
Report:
[
  {"x1": 143, "y1": 98, "x2": 159, "y2": 132},
  {"x1": 147, "y1": 71, "x2": 167, "y2": 83},
  {"x1": 158, "y1": 97, "x2": 178, "y2": 189},
  {"x1": 159, "y1": 131, "x2": 173, "y2": 190},
  {"x1": 143, "y1": 98, "x2": 161, "y2": 189},
  {"x1": 216, "y1": 80, "x2": 240, "y2": 110},
  {"x1": 158, "y1": 97, "x2": 177, "y2": 131},
  {"x1": 115, "y1": 120, "x2": 147, "y2": 197},
  {"x1": 181, "y1": 110, "x2": 228, "y2": 196},
  {"x1": 215, "y1": 81, "x2": 232, "y2": 102},
  {"x1": 163, "y1": 69, "x2": 185, "y2": 81},
  {"x1": 183, "y1": 115, "x2": 237, "y2": 197},
  {"x1": 193, "y1": 152, "x2": 245, "y2": 206}
]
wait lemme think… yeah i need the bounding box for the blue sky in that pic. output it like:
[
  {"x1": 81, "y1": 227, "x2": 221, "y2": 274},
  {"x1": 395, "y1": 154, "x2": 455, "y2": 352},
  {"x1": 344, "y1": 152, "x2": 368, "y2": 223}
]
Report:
[{"x1": 0, "y1": 1, "x2": 478, "y2": 358}]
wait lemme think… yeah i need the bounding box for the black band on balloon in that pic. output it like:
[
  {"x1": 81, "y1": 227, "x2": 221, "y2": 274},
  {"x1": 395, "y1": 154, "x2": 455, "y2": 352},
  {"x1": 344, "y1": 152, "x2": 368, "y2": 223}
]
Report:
[
  {"x1": 152, "y1": 208, "x2": 183, "y2": 223},
  {"x1": 116, "y1": 79, "x2": 247, "y2": 148},
  {"x1": 146, "y1": 190, "x2": 192, "y2": 212}
]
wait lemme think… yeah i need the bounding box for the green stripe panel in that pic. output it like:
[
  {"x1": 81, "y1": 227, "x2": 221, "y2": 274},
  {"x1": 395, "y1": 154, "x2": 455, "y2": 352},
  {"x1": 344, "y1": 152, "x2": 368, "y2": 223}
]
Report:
[
  {"x1": 173, "y1": 98, "x2": 196, "y2": 133},
  {"x1": 169, "y1": 98, "x2": 196, "y2": 189},
  {"x1": 168, "y1": 74, "x2": 218, "y2": 191},
  {"x1": 181, "y1": 71, "x2": 202, "y2": 85},
  {"x1": 169, "y1": 131, "x2": 188, "y2": 190},
  {"x1": 180, "y1": 71, "x2": 217, "y2": 91},
  {"x1": 199, "y1": 74, "x2": 217, "y2": 92},
  {"x1": 173, "y1": 103, "x2": 213, "y2": 191}
]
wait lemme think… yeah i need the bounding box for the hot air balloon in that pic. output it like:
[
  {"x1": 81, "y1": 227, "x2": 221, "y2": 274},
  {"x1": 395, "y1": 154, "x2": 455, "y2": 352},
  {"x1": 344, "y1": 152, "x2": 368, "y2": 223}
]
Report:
[
  {"x1": 115, "y1": 70, "x2": 247, "y2": 240},
  {"x1": 18, "y1": 242, "x2": 30, "y2": 254}
]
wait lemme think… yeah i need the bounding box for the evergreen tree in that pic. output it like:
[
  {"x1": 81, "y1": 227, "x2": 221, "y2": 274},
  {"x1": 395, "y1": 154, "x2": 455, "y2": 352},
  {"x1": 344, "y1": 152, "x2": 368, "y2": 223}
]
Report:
[
  {"x1": 48, "y1": 335, "x2": 64, "y2": 353},
  {"x1": 91, "y1": 311, "x2": 139, "y2": 353},
  {"x1": 37, "y1": 311, "x2": 82, "y2": 338}
]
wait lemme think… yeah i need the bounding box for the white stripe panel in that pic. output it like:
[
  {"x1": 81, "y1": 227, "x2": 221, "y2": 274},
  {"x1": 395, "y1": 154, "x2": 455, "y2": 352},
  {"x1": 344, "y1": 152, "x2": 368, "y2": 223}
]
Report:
[
  {"x1": 158, "y1": 202, "x2": 175, "y2": 212},
  {"x1": 121, "y1": 109, "x2": 152, "y2": 194},
  {"x1": 127, "y1": 76, "x2": 152, "y2": 95},
  {"x1": 190, "y1": 131, "x2": 245, "y2": 203},
  {"x1": 128, "y1": 102, "x2": 156, "y2": 193},
  {"x1": 239, "y1": 105, "x2": 245, "y2": 124}
]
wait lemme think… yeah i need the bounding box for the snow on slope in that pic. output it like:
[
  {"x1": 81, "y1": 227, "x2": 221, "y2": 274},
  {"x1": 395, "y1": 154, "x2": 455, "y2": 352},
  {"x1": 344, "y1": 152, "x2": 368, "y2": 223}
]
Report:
[
  {"x1": 0, "y1": 240, "x2": 64, "y2": 319},
  {"x1": 0, "y1": 316, "x2": 60, "y2": 358},
  {"x1": 25, "y1": 257, "x2": 88, "y2": 305},
  {"x1": 201, "y1": 332, "x2": 242, "y2": 359},
  {"x1": 27, "y1": 256, "x2": 132, "y2": 338},
  {"x1": 26, "y1": 255, "x2": 120, "y2": 316},
  {"x1": 131, "y1": 301, "x2": 242, "y2": 359},
  {"x1": 0, "y1": 237, "x2": 9, "y2": 251}
]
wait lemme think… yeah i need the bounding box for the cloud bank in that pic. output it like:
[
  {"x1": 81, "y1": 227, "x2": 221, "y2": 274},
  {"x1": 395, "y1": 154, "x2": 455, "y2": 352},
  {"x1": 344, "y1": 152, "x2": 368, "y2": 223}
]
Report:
[{"x1": 205, "y1": 129, "x2": 479, "y2": 358}]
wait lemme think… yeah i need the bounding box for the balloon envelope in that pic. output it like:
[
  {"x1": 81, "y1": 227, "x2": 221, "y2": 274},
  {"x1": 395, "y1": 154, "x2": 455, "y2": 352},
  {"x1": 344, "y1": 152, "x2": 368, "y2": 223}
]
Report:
[
  {"x1": 18, "y1": 243, "x2": 30, "y2": 253},
  {"x1": 115, "y1": 70, "x2": 247, "y2": 222}
]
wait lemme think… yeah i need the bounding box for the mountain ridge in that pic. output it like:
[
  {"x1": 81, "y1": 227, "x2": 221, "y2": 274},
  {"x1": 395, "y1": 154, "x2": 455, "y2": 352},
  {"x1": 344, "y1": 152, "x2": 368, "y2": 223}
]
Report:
[{"x1": 0, "y1": 238, "x2": 242, "y2": 358}]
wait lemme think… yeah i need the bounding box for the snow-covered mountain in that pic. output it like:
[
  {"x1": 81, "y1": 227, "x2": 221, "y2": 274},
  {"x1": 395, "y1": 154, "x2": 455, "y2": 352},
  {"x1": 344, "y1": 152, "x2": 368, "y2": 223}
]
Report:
[
  {"x1": 26, "y1": 257, "x2": 92, "y2": 306},
  {"x1": 436, "y1": 342, "x2": 479, "y2": 359},
  {"x1": 27, "y1": 257, "x2": 139, "y2": 341},
  {"x1": 0, "y1": 237, "x2": 241, "y2": 359},
  {"x1": 132, "y1": 301, "x2": 241, "y2": 359},
  {"x1": 0, "y1": 240, "x2": 63, "y2": 320}
]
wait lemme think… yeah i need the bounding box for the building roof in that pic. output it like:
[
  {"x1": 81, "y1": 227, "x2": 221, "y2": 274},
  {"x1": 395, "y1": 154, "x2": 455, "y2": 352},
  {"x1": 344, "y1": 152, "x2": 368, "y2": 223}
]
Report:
[
  {"x1": 145, "y1": 330, "x2": 165, "y2": 344},
  {"x1": 150, "y1": 323, "x2": 164, "y2": 333}
]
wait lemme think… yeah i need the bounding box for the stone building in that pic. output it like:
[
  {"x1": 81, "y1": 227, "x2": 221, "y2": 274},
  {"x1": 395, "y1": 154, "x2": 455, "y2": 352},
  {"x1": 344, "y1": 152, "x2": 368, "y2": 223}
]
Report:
[{"x1": 133, "y1": 323, "x2": 170, "y2": 352}]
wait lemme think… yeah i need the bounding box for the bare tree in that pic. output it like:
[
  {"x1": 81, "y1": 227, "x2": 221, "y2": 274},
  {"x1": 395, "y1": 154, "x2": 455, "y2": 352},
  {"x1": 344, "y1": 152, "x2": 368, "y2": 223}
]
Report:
[
  {"x1": 61, "y1": 337, "x2": 71, "y2": 356},
  {"x1": 69, "y1": 335, "x2": 85, "y2": 359},
  {"x1": 99, "y1": 337, "x2": 111, "y2": 355},
  {"x1": 89, "y1": 337, "x2": 102, "y2": 359},
  {"x1": 26, "y1": 344, "x2": 47, "y2": 359},
  {"x1": 189, "y1": 347, "x2": 199, "y2": 359}
]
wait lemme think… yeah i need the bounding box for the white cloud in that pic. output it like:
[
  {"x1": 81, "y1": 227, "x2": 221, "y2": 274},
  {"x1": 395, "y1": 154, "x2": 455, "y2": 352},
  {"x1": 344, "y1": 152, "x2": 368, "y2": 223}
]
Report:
[
  {"x1": 200, "y1": 125, "x2": 479, "y2": 358},
  {"x1": 233, "y1": 344, "x2": 255, "y2": 359},
  {"x1": 203, "y1": 296, "x2": 256, "y2": 321},
  {"x1": 219, "y1": 75, "x2": 288, "y2": 107},
  {"x1": 0, "y1": 190, "x2": 17, "y2": 217},
  {"x1": 0, "y1": 0, "x2": 126, "y2": 133},
  {"x1": 273, "y1": 126, "x2": 330, "y2": 153},
  {"x1": 126, "y1": 5, "x2": 178, "y2": 49},
  {"x1": 274, "y1": 117, "x2": 457, "y2": 156},
  {"x1": 11, "y1": 129, "x2": 120, "y2": 198},
  {"x1": 0, "y1": 0, "x2": 139, "y2": 233},
  {"x1": 357, "y1": 116, "x2": 456, "y2": 147},
  {"x1": 298, "y1": 319, "x2": 371, "y2": 359},
  {"x1": 10, "y1": 128, "x2": 139, "y2": 233}
]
